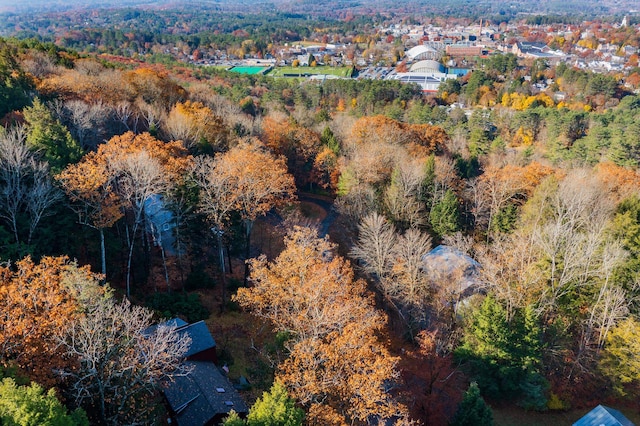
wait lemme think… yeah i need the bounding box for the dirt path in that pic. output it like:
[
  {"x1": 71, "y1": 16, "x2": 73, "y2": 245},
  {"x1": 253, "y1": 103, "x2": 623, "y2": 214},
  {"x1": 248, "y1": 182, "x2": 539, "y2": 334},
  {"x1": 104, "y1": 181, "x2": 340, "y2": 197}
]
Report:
[{"x1": 297, "y1": 193, "x2": 337, "y2": 238}]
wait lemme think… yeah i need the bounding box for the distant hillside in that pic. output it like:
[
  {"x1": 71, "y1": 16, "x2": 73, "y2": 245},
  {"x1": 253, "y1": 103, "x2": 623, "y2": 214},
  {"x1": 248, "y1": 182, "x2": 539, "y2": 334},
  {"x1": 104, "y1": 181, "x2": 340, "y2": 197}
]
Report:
[{"x1": 1, "y1": 0, "x2": 639, "y2": 15}]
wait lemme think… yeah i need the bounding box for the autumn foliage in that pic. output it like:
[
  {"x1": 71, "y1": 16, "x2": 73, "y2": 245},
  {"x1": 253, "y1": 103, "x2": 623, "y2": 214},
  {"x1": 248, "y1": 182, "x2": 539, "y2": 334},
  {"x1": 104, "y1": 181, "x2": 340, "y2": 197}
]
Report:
[
  {"x1": 0, "y1": 256, "x2": 103, "y2": 388},
  {"x1": 235, "y1": 227, "x2": 403, "y2": 424},
  {"x1": 349, "y1": 115, "x2": 448, "y2": 155}
]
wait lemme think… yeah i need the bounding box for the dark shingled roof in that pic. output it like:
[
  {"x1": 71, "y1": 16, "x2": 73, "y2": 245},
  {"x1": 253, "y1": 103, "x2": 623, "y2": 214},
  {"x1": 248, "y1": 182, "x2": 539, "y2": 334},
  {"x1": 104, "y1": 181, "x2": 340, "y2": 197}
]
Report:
[
  {"x1": 143, "y1": 318, "x2": 189, "y2": 337},
  {"x1": 164, "y1": 361, "x2": 248, "y2": 426},
  {"x1": 177, "y1": 321, "x2": 216, "y2": 358},
  {"x1": 573, "y1": 405, "x2": 635, "y2": 426}
]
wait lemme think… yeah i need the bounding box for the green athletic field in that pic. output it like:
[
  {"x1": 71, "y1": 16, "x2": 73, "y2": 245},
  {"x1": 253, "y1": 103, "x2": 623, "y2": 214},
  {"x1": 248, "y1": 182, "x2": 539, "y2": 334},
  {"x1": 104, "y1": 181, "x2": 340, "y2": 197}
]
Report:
[
  {"x1": 267, "y1": 66, "x2": 353, "y2": 78},
  {"x1": 228, "y1": 66, "x2": 270, "y2": 75}
]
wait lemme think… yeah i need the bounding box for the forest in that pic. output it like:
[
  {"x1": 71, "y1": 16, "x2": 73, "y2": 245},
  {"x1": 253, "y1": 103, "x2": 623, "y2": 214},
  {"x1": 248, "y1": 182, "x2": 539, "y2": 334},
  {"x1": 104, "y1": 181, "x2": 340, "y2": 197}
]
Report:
[{"x1": 0, "y1": 8, "x2": 640, "y2": 425}]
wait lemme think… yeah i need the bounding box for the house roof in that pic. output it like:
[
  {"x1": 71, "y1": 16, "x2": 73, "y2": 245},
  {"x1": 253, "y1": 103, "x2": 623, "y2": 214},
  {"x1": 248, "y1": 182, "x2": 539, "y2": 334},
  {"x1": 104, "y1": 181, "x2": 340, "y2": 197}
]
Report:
[
  {"x1": 573, "y1": 405, "x2": 635, "y2": 426},
  {"x1": 164, "y1": 361, "x2": 248, "y2": 426},
  {"x1": 143, "y1": 318, "x2": 189, "y2": 337},
  {"x1": 422, "y1": 245, "x2": 480, "y2": 275},
  {"x1": 421, "y1": 245, "x2": 481, "y2": 294},
  {"x1": 177, "y1": 321, "x2": 216, "y2": 358},
  {"x1": 517, "y1": 41, "x2": 548, "y2": 51}
]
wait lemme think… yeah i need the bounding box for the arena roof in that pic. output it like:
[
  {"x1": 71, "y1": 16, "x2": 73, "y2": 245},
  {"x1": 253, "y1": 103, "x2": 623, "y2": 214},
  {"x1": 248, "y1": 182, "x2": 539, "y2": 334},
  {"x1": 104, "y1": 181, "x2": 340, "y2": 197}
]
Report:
[
  {"x1": 406, "y1": 45, "x2": 438, "y2": 60},
  {"x1": 409, "y1": 59, "x2": 444, "y2": 73}
]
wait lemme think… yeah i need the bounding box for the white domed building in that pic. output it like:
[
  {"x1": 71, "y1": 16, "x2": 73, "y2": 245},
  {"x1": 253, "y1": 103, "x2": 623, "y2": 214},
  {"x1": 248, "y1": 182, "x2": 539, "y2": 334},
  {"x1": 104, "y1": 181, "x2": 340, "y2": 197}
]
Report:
[
  {"x1": 409, "y1": 60, "x2": 445, "y2": 74},
  {"x1": 388, "y1": 58, "x2": 459, "y2": 93},
  {"x1": 406, "y1": 45, "x2": 440, "y2": 61}
]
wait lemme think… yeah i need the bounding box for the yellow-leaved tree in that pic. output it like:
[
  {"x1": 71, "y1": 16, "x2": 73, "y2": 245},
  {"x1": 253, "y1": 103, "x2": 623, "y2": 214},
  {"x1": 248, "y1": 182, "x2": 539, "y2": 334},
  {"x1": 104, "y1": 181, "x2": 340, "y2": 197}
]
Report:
[{"x1": 600, "y1": 316, "x2": 640, "y2": 396}]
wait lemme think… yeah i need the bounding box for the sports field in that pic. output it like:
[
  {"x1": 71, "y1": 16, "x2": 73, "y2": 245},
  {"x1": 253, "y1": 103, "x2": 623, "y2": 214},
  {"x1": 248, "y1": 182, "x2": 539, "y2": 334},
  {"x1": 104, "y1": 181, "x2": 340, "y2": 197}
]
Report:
[
  {"x1": 229, "y1": 66, "x2": 270, "y2": 75},
  {"x1": 267, "y1": 66, "x2": 353, "y2": 78}
]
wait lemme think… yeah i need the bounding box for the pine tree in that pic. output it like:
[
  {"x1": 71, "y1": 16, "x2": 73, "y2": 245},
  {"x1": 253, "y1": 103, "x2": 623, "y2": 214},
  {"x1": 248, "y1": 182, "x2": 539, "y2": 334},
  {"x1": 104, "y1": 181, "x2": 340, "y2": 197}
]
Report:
[
  {"x1": 430, "y1": 189, "x2": 460, "y2": 237},
  {"x1": 23, "y1": 98, "x2": 83, "y2": 172},
  {"x1": 450, "y1": 382, "x2": 493, "y2": 426}
]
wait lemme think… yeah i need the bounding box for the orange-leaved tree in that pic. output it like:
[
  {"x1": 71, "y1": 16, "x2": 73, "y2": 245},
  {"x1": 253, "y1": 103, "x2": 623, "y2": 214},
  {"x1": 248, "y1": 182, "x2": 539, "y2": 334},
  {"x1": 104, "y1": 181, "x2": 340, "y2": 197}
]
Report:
[
  {"x1": 0, "y1": 256, "x2": 104, "y2": 388},
  {"x1": 165, "y1": 100, "x2": 228, "y2": 152},
  {"x1": 86, "y1": 132, "x2": 192, "y2": 296},
  {"x1": 210, "y1": 139, "x2": 296, "y2": 284},
  {"x1": 235, "y1": 227, "x2": 402, "y2": 424},
  {"x1": 57, "y1": 151, "x2": 123, "y2": 280}
]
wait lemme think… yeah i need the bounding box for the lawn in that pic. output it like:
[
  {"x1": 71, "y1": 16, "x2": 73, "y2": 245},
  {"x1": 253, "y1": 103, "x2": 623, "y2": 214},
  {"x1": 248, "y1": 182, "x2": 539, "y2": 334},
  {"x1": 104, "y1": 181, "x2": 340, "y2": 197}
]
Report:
[{"x1": 267, "y1": 65, "x2": 353, "y2": 78}]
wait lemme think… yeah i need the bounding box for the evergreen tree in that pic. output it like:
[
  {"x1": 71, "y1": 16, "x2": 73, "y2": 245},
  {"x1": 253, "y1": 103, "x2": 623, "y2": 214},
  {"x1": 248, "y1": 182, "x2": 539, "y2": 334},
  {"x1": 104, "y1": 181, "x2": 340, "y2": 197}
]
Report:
[
  {"x1": 320, "y1": 126, "x2": 340, "y2": 155},
  {"x1": 0, "y1": 41, "x2": 32, "y2": 117},
  {"x1": 430, "y1": 189, "x2": 460, "y2": 237},
  {"x1": 23, "y1": 98, "x2": 83, "y2": 172},
  {"x1": 419, "y1": 155, "x2": 436, "y2": 208},
  {"x1": 456, "y1": 296, "x2": 547, "y2": 407},
  {"x1": 490, "y1": 204, "x2": 518, "y2": 234},
  {"x1": 450, "y1": 382, "x2": 493, "y2": 426}
]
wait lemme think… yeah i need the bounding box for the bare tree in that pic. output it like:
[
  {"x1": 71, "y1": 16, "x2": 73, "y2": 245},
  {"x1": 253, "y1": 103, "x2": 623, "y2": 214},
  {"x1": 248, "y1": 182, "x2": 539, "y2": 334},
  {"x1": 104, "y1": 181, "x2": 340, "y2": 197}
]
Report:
[
  {"x1": 64, "y1": 99, "x2": 112, "y2": 150},
  {"x1": 25, "y1": 161, "x2": 62, "y2": 245},
  {"x1": 334, "y1": 184, "x2": 377, "y2": 223},
  {"x1": 350, "y1": 212, "x2": 397, "y2": 282},
  {"x1": 0, "y1": 126, "x2": 61, "y2": 247},
  {"x1": 58, "y1": 298, "x2": 191, "y2": 426},
  {"x1": 0, "y1": 127, "x2": 30, "y2": 245},
  {"x1": 136, "y1": 100, "x2": 166, "y2": 135},
  {"x1": 529, "y1": 171, "x2": 618, "y2": 312},
  {"x1": 20, "y1": 51, "x2": 57, "y2": 79},
  {"x1": 388, "y1": 228, "x2": 433, "y2": 314},
  {"x1": 113, "y1": 101, "x2": 138, "y2": 133},
  {"x1": 383, "y1": 160, "x2": 427, "y2": 228}
]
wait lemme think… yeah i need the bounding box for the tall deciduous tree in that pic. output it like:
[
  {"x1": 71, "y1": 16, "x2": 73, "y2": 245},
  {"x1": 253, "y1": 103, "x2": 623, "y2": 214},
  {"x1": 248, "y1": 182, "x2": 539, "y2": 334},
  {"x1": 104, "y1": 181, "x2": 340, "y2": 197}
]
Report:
[
  {"x1": 400, "y1": 330, "x2": 464, "y2": 425},
  {"x1": 90, "y1": 132, "x2": 192, "y2": 296},
  {"x1": 235, "y1": 227, "x2": 401, "y2": 424},
  {"x1": 165, "y1": 101, "x2": 228, "y2": 153},
  {"x1": 214, "y1": 140, "x2": 296, "y2": 284},
  {"x1": 193, "y1": 155, "x2": 238, "y2": 307},
  {"x1": 58, "y1": 298, "x2": 191, "y2": 426},
  {"x1": 57, "y1": 152, "x2": 123, "y2": 279}
]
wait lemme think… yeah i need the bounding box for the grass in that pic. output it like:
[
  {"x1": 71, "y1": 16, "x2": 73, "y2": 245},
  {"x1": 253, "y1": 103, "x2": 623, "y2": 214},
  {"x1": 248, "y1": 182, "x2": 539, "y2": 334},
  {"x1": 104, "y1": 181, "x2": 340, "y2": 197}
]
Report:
[
  {"x1": 203, "y1": 64, "x2": 232, "y2": 71},
  {"x1": 288, "y1": 40, "x2": 326, "y2": 47},
  {"x1": 267, "y1": 65, "x2": 353, "y2": 78}
]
